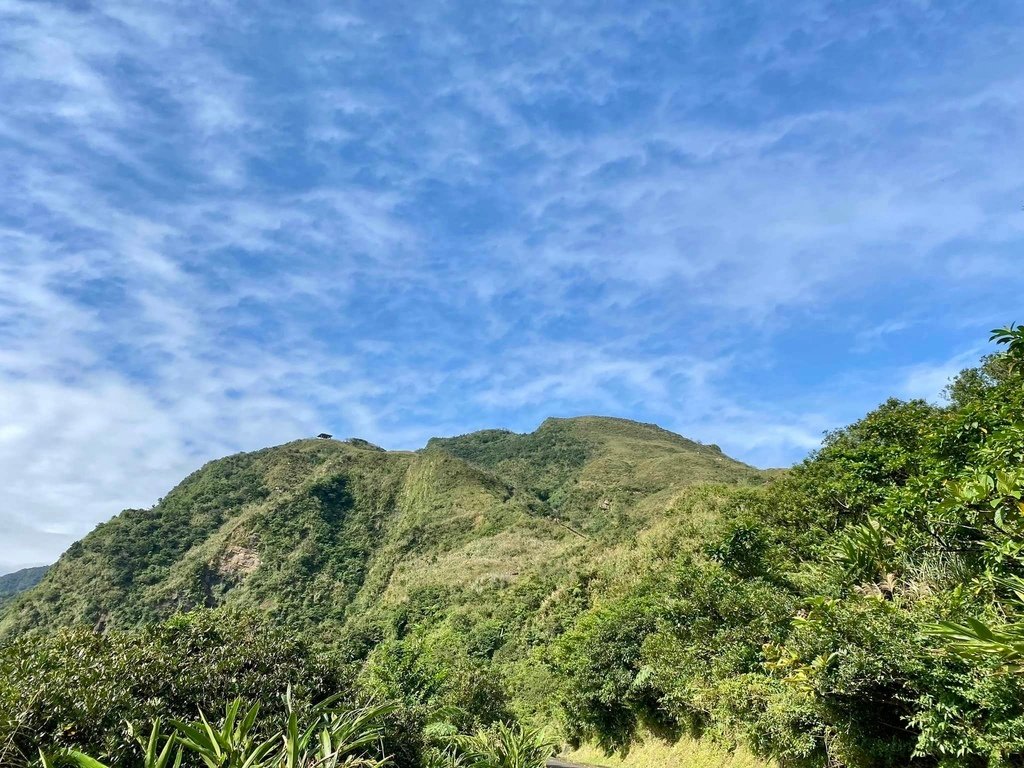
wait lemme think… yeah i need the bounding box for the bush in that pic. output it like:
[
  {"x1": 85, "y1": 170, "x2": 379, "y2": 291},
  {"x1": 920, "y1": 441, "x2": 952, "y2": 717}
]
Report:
[{"x1": 0, "y1": 610, "x2": 350, "y2": 767}]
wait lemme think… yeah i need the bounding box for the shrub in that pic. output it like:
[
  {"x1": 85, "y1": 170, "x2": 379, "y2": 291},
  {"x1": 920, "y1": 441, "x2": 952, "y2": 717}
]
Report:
[{"x1": 0, "y1": 610, "x2": 349, "y2": 767}]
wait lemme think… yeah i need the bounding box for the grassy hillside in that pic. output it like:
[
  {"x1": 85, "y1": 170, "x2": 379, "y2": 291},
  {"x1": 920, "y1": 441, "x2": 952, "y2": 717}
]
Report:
[
  {"x1": 429, "y1": 416, "x2": 759, "y2": 532},
  {"x1": 0, "y1": 417, "x2": 760, "y2": 643}
]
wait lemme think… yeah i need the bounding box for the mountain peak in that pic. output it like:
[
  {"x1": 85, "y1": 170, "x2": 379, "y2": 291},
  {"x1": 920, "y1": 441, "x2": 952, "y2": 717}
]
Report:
[{"x1": 537, "y1": 414, "x2": 711, "y2": 447}]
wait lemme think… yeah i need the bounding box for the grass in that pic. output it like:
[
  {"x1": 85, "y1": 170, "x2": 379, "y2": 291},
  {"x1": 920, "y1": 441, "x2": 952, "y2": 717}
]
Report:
[{"x1": 562, "y1": 734, "x2": 774, "y2": 768}]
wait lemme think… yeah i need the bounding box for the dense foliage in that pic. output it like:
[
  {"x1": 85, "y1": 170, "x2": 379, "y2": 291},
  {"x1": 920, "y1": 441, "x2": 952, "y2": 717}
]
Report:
[
  {"x1": 551, "y1": 327, "x2": 1024, "y2": 767},
  {"x1": 2, "y1": 329, "x2": 1023, "y2": 767},
  {"x1": 0, "y1": 610, "x2": 350, "y2": 767}
]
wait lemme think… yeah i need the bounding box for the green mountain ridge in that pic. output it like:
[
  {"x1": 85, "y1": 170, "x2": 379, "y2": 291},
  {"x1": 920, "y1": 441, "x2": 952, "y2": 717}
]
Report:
[
  {"x1": 0, "y1": 566, "x2": 49, "y2": 609},
  {"x1": 0, "y1": 416, "x2": 761, "y2": 639}
]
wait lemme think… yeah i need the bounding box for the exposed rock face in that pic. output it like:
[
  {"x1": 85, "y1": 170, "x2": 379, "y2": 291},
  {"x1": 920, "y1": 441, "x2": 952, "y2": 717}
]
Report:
[{"x1": 217, "y1": 545, "x2": 261, "y2": 578}]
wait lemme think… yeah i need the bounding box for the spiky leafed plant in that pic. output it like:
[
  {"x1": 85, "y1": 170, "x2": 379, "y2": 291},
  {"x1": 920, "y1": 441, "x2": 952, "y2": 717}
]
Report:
[
  {"x1": 448, "y1": 722, "x2": 556, "y2": 768},
  {"x1": 278, "y1": 687, "x2": 394, "y2": 768},
  {"x1": 172, "y1": 698, "x2": 276, "y2": 768},
  {"x1": 36, "y1": 692, "x2": 394, "y2": 768},
  {"x1": 927, "y1": 575, "x2": 1024, "y2": 671},
  {"x1": 38, "y1": 719, "x2": 181, "y2": 768}
]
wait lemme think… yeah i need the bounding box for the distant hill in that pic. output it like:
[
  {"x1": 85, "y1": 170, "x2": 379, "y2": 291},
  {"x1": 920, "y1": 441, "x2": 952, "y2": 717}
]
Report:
[
  {"x1": 0, "y1": 565, "x2": 49, "y2": 608},
  {"x1": 0, "y1": 417, "x2": 761, "y2": 639}
]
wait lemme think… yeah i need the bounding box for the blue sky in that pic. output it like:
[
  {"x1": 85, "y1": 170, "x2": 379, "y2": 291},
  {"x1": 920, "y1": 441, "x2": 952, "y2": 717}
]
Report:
[{"x1": 1, "y1": 0, "x2": 1023, "y2": 572}]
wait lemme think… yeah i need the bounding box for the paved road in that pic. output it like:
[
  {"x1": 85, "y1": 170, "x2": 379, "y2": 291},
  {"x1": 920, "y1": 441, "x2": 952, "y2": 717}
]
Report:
[{"x1": 547, "y1": 760, "x2": 599, "y2": 768}]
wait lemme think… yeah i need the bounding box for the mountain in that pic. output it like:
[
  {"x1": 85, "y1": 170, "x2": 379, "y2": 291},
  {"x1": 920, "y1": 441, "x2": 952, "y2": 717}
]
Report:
[
  {"x1": 7, "y1": 338, "x2": 1024, "y2": 768},
  {"x1": 0, "y1": 565, "x2": 49, "y2": 608},
  {"x1": 0, "y1": 417, "x2": 761, "y2": 641}
]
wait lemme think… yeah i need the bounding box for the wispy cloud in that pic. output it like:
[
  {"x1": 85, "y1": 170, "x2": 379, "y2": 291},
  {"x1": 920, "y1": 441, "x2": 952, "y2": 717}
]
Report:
[{"x1": 0, "y1": 0, "x2": 1022, "y2": 570}]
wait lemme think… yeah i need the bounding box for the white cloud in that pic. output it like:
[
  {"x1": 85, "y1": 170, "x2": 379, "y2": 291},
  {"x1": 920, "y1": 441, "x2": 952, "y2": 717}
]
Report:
[
  {"x1": 897, "y1": 347, "x2": 986, "y2": 403},
  {"x1": 0, "y1": 0, "x2": 1021, "y2": 571}
]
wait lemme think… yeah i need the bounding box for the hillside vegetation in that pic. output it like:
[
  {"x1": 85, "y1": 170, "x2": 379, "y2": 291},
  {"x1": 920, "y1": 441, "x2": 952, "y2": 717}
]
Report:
[
  {"x1": 3, "y1": 327, "x2": 1024, "y2": 768},
  {"x1": 0, "y1": 417, "x2": 759, "y2": 642},
  {"x1": 0, "y1": 566, "x2": 48, "y2": 609}
]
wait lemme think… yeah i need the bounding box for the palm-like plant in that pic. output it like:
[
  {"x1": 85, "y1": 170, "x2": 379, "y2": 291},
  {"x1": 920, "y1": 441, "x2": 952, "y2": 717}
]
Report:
[
  {"x1": 991, "y1": 324, "x2": 1024, "y2": 370},
  {"x1": 38, "y1": 719, "x2": 181, "y2": 768},
  {"x1": 172, "y1": 699, "x2": 277, "y2": 768},
  {"x1": 448, "y1": 722, "x2": 556, "y2": 768},
  {"x1": 279, "y1": 688, "x2": 394, "y2": 768},
  {"x1": 36, "y1": 692, "x2": 394, "y2": 768},
  {"x1": 927, "y1": 575, "x2": 1024, "y2": 671}
]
